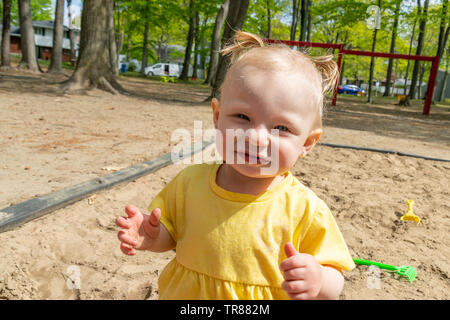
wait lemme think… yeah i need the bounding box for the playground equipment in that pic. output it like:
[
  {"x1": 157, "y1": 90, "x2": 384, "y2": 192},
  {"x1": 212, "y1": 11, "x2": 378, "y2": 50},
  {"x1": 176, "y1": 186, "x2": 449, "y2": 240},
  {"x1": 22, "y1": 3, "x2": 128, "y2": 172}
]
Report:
[
  {"x1": 401, "y1": 199, "x2": 421, "y2": 224},
  {"x1": 264, "y1": 39, "x2": 440, "y2": 116},
  {"x1": 353, "y1": 258, "x2": 417, "y2": 283}
]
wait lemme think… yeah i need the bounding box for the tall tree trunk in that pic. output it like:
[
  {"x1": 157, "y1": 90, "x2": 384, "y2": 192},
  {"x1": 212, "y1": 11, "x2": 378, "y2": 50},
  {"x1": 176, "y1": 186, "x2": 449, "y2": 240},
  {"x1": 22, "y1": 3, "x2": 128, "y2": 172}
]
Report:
[
  {"x1": 205, "y1": 0, "x2": 230, "y2": 85},
  {"x1": 439, "y1": 55, "x2": 448, "y2": 102},
  {"x1": 383, "y1": 0, "x2": 401, "y2": 97},
  {"x1": 141, "y1": 2, "x2": 149, "y2": 76},
  {"x1": 299, "y1": 0, "x2": 309, "y2": 42},
  {"x1": 418, "y1": 62, "x2": 425, "y2": 99},
  {"x1": 209, "y1": 0, "x2": 250, "y2": 100},
  {"x1": 290, "y1": 0, "x2": 300, "y2": 41},
  {"x1": 63, "y1": 0, "x2": 125, "y2": 94},
  {"x1": 115, "y1": 1, "x2": 124, "y2": 69},
  {"x1": 18, "y1": 0, "x2": 39, "y2": 72},
  {"x1": 306, "y1": 0, "x2": 312, "y2": 42},
  {"x1": 192, "y1": 11, "x2": 200, "y2": 79},
  {"x1": 48, "y1": 0, "x2": 64, "y2": 74},
  {"x1": 266, "y1": 0, "x2": 271, "y2": 39},
  {"x1": 437, "y1": 0, "x2": 449, "y2": 59},
  {"x1": 409, "y1": 0, "x2": 429, "y2": 100},
  {"x1": 67, "y1": 0, "x2": 76, "y2": 62},
  {"x1": 1, "y1": 0, "x2": 11, "y2": 68},
  {"x1": 367, "y1": 0, "x2": 381, "y2": 104},
  {"x1": 180, "y1": 0, "x2": 196, "y2": 81},
  {"x1": 109, "y1": 0, "x2": 118, "y2": 76},
  {"x1": 403, "y1": 17, "x2": 417, "y2": 96}
]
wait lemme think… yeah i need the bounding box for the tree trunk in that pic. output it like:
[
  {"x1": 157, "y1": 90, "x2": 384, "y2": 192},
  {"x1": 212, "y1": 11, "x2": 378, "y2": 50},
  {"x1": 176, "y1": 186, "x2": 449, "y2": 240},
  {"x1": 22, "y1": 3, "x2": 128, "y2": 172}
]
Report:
[
  {"x1": 18, "y1": 0, "x2": 39, "y2": 72},
  {"x1": 299, "y1": 0, "x2": 309, "y2": 42},
  {"x1": 409, "y1": 0, "x2": 429, "y2": 100},
  {"x1": 205, "y1": 0, "x2": 230, "y2": 85},
  {"x1": 67, "y1": 0, "x2": 77, "y2": 62},
  {"x1": 306, "y1": 0, "x2": 312, "y2": 42},
  {"x1": 115, "y1": 1, "x2": 124, "y2": 69},
  {"x1": 266, "y1": 0, "x2": 271, "y2": 39},
  {"x1": 436, "y1": 0, "x2": 449, "y2": 59},
  {"x1": 403, "y1": 17, "x2": 417, "y2": 96},
  {"x1": 109, "y1": 0, "x2": 118, "y2": 76},
  {"x1": 290, "y1": 0, "x2": 300, "y2": 41},
  {"x1": 1, "y1": 0, "x2": 11, "y2": 68},
  {"x1": 180, "y1": 0, "x2": 196, "y2": 81},
  {"x1": 192, "y1": 11, "x2": 200, "y2": 79},
  {"x1": 439, "y1": 56, "x2": 448, "y2": 102},
  {"x1": 63, "y1": 0, "x2": 125, "y2": 94},
  {"x1": 48, "y1": 0, "x2": 64, "y2": 74},
  {"x1": 367, "y1": 0, "x2": 381, "y2": 104},
  {"x1": 209, "y1": 0, "x2": 250, "y2": 100},
  {"x1": 141, "y1": 2, "x2": 149, "y2": 76},
  {"x1": 383, "y1": 0, "x2": 401, "y2": 97}
]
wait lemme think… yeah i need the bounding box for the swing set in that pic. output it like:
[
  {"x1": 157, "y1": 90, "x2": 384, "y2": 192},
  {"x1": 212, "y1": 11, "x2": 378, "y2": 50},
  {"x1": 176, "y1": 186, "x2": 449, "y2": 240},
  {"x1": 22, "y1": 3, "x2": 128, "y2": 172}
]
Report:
[{"x1": 264, "y1": 39, "x2": 440, "y2": 116}]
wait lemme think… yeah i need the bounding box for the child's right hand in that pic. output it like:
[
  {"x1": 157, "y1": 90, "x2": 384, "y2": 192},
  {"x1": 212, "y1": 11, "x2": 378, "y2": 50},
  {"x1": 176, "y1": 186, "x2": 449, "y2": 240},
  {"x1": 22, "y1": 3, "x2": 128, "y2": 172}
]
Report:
[{"x1": 116, "y1": 204, "x2": 162, "y2": 255}]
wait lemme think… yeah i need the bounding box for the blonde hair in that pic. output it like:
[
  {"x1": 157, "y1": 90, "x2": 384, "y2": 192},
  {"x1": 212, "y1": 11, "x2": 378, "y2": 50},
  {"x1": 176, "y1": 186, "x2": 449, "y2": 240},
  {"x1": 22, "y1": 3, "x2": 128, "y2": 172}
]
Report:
[{"x1": 220, "y1": 31, "x2": 339, "y2": 126}]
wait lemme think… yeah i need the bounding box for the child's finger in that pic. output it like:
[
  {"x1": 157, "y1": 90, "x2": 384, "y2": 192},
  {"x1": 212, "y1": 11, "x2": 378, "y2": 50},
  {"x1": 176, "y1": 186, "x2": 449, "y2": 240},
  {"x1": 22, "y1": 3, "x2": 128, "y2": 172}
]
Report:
[
  {"x1": 279, "y1": 254, "x2": 308, "y2": 271},
  {"x1": 284, "y1": 242, "x2": 298, "y2": 258},
  {"x1": 149, "y1": 208, "x2": 161, "y2": 226},
  {"x1": 125, "y1": 204, "x2": 140, "y2": 219},
  {"x1": 115, "y1": 216, "x2": 130, "y2": 229},
  {"x1": 120, "y1": 242, "x2": 136, "y2": 256},
  {"x1": 146, "y1": 208, "x2": 161, "y2": 239},
  {"x1": 117, "y1": 230, "x2": 138, "y2": 247}
]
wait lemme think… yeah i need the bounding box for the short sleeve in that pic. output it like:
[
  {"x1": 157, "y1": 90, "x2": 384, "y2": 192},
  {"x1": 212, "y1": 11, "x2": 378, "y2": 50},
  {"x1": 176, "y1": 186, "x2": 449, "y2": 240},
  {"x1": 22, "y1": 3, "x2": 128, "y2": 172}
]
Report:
[
  {"x1": 147, "y1": 169, "x2": 186, "y2": 243},
  {"x1": 298, "y1": 199, "x2": 355, "y2": 271}
]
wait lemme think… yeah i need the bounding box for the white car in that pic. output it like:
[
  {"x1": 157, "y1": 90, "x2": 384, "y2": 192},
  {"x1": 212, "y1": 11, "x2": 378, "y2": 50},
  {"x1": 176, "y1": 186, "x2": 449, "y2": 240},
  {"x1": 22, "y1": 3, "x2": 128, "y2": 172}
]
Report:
[{"x1": 145, "y1": 63, "x2": 181, "y2": 77}]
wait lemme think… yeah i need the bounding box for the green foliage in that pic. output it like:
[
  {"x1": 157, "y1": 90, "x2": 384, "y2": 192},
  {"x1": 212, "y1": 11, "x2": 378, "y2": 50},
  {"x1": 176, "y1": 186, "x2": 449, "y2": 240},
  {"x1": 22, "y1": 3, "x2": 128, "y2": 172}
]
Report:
[{"x1": 160, "y1": 76, "x2": 177, "y2": 83}]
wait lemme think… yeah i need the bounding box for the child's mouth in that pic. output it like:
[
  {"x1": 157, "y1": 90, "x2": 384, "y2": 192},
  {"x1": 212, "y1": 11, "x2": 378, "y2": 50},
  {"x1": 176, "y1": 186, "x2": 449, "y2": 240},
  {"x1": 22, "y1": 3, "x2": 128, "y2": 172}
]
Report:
[{"x1": 235, "y1": 151, "x2": 271, "y2": 165}]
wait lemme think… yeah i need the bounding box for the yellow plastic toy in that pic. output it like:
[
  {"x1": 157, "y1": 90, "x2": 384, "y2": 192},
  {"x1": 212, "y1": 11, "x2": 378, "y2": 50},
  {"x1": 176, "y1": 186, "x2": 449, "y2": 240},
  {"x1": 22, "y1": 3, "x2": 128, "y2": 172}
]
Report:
[{"x1": 400, "y1": 200, "x2": 420, "y2": 224}]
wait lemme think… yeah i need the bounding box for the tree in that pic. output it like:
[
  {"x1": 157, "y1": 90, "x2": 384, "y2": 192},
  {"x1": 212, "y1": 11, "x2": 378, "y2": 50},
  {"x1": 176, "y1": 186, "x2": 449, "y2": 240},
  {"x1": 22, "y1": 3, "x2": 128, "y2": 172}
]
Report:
[
  {"x1": 48, "y1": 0, "x2": 64, "y2": 74},
  {"x1": 1, "y1": 0, "x2": 11, "y2": 68},
  {"x1": 383, "y1": 0, "x2": 401, "y2": 97},
  {"x1": 17, "y1": 0, "x2": 39, "y2": 72},
  {"x1": 180, "y1": 0, "x2": 197, "y2": 80},
  {"x1": 409, "y1": 0, "x2": 429, "y2": 100},
  {"x1": 205, "y1": 0, "x2": 230, "y2": 85},
  {"x1": 290, "y1": 0, "x2": 300, "y2": 41},
  {"x1": 67, "y1": 0, "x2": 77, "y2": 62},
  {"x1": 63, "y1": 0, "x2": 125, "y2": 94},
  {"x1": 209, "y1": 0, "x2": 250, "y2": 99},
  {"x1": 140, "y1": 1, "x2": 150, "y2": 76},
  {"x1": 367, "y1": 0, "x2": 382, "y2": 104}
]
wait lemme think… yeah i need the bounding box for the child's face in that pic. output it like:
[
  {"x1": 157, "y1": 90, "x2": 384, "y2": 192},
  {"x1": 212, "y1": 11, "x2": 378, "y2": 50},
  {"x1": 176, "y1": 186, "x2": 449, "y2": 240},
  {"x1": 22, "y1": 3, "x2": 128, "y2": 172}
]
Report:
[{"x1": 212, "y1": 64, "x2": 322, "y2": 178}]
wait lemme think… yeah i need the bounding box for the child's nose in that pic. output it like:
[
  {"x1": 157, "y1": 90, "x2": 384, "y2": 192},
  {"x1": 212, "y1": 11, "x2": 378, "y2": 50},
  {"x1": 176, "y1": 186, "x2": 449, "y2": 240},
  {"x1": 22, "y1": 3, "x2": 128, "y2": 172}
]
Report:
[{"x1": 247, "y1": 128, "x2": 270, "y2": 148}]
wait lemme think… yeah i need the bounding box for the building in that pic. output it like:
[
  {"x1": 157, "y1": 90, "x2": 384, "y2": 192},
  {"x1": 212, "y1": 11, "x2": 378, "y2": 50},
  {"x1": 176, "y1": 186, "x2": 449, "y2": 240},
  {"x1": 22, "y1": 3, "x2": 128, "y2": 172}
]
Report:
[{"x1": 0, "y1": 20, "x2": 80, "y2": 62}]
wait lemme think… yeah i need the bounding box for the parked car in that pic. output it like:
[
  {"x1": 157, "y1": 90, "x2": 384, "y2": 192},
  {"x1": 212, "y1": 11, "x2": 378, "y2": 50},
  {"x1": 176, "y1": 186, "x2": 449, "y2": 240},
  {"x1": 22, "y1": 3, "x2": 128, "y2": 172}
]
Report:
[
  {"x1": 145, "y1": 63, "x2": 181, "y2": 77},
  {"x1": 337, "y1": 84, "x2": 366, "y2": 96}
]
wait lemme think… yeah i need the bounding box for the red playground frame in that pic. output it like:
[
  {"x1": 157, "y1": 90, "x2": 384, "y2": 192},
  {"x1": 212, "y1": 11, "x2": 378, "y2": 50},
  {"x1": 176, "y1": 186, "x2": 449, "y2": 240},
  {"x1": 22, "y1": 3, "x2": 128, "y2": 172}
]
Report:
[{"x1": 264, "y1": 39, "x2": 440, "y2": 116}]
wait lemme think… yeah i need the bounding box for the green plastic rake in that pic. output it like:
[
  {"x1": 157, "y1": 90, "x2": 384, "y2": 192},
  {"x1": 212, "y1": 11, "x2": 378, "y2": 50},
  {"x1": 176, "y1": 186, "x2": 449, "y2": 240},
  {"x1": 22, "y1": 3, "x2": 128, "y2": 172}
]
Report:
[{"x1": 353, "y1": 258, "x2": 417, "y2": 283}]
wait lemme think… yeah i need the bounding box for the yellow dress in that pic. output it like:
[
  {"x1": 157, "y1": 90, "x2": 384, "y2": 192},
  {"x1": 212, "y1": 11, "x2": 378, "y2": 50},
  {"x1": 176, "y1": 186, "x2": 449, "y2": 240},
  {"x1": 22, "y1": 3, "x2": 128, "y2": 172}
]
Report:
[{"x1": 148, "y1": 162, "x2": 355, "y2": 300}]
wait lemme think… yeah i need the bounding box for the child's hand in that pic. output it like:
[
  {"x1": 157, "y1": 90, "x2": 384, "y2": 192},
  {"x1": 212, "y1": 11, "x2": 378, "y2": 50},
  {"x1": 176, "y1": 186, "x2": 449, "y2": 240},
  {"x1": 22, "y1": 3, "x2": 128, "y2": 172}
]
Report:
[
  {"x1": 279, "y1": 242, "x2": 323, "y2": 300},
  {"x1": 116, "y1": 204, "x2": 161, "y2": 255}
]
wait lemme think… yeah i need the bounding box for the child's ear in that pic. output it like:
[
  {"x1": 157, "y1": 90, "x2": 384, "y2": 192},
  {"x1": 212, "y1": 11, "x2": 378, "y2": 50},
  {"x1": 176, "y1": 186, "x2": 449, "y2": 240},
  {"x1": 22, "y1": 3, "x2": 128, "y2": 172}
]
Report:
[
  {"x1": 211, "y1": 98, "x2": 220, "y2": 129},
  {"x1": 301, "y1": 128, "x2": 322, "y2": 157}
]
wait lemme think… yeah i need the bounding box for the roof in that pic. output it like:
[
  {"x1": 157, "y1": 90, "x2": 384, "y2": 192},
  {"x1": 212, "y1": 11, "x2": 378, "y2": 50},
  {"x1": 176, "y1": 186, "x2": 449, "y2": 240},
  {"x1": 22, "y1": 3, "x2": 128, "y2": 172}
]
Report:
[{"x1": 0, "y1": 20, "x2": 80, "y2": 34}]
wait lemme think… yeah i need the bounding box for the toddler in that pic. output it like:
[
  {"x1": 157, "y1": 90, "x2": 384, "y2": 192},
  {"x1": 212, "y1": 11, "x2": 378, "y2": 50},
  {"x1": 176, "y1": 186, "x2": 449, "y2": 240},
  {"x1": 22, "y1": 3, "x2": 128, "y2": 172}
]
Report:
[{"x1": 116, "y1": 31, "x2": 355, "y2": 300}]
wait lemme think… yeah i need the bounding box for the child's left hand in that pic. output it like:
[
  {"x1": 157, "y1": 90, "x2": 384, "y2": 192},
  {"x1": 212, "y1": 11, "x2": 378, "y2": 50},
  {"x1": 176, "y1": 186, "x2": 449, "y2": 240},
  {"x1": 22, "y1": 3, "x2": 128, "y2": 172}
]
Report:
[{"x1": 279, "y1": 242, "x2": 323, "y2": 300}]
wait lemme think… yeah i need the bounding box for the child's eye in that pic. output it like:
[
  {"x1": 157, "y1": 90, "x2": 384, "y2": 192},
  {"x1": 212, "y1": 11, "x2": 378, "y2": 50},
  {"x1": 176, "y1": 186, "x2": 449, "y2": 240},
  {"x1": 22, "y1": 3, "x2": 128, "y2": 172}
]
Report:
[
  {"x1": 236, "y1": 114, "x2": 250, "y2": 121},
  {"x1": 274, "y1": 125, "x2": 290, "y2": 132}
]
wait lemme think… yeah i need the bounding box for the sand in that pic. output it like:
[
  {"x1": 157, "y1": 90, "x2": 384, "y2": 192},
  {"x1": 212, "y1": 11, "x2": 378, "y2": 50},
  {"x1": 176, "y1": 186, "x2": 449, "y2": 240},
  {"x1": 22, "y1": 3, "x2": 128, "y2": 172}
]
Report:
[{"x1": 0, "y1": 69, "x2": 449, "y2": 300}]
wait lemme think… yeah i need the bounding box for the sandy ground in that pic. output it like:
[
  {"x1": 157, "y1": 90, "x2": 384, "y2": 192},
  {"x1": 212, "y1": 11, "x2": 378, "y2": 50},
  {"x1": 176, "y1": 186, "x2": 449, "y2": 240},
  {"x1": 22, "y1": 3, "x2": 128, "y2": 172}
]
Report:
[{"x1": 0, "y1": 68, "x2": 449, "y2": 300}]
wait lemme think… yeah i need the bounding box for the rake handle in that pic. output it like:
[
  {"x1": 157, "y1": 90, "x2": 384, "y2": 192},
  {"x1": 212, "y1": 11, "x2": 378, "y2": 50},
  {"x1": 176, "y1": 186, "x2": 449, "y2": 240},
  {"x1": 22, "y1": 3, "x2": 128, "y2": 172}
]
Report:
[{"x1": 353, "y1": 258, "x2": 398, "y2": 271}]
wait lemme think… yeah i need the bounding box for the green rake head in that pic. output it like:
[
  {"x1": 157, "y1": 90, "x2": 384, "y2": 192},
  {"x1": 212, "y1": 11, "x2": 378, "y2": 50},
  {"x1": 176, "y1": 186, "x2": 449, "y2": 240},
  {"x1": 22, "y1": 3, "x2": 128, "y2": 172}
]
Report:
[
  {"x1": 392, "y1": 265, "x2": 417, "y2": 283},
  {"x1": 353, "y1": 258, "x2": 417, "y2": 283}
]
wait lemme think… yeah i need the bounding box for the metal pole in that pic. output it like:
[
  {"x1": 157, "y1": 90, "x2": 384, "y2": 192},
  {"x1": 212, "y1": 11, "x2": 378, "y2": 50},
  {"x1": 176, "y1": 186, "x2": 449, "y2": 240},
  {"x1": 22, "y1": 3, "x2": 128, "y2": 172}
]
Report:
[{"x1": 423, "y1": 56, "x2": 440, "y2": 116}]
